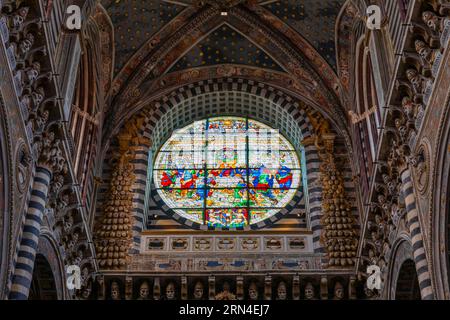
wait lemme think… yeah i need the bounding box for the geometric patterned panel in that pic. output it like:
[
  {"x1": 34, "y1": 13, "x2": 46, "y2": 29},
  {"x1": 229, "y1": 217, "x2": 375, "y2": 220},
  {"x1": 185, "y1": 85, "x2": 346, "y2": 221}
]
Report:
[
  {"x1": 168, "y1": 25, "x2": 285, "y2": 73},
  {"x1": 263, "y1": 0, "x2": 346, "y2": 69},
  {"x1": 101, "y1": 0, "x2": 184, "y2": 74}
]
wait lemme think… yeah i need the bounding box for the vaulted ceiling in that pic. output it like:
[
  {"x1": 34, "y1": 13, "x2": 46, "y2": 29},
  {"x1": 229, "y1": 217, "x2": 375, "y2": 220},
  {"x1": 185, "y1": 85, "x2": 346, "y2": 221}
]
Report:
[
  {"x1": 101, "y1": 0, "x2": 185, "y2": 74},
  {"x1": 263, "y1": 0, "x2": 345, "y2": 68},
  {"x1": 97, "y1": 0, "x2": 350, "y2": 150},
  {"x1": 101, "y1": 0, "x2": 345, "y2": 75}
]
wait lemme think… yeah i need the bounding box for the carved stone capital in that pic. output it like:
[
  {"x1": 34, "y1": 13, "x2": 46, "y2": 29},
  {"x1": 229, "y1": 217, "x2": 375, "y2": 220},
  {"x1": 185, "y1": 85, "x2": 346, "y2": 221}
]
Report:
[
  {"x1": 37, "y1": 131, "x2": 67, "y2": 175},
  {"x1": 301, "y1": 136, "x2": 316, "y2": 146}
]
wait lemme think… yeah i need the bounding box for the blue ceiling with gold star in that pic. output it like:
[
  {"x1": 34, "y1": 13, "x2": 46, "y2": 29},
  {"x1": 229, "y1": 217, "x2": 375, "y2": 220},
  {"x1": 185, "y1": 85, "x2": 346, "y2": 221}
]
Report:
[
  {"x1": 101, "y1": 0, "x2": 185, "y2": 74},
  {"x1": 263, "y1": 0, "x2": 345, "y2": 68},
  {"x1": 101, "y1": 0, "x2": 345, "y2": 75},
  {"x1": 169, "y1": 24, "x2": 285, "y2": 73}
]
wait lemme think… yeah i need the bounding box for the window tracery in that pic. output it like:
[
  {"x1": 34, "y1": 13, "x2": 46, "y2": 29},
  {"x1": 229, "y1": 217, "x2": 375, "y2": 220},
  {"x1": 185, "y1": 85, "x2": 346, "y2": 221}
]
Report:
[{"x1": 153, "y1": 116, "x2": 302, "y2": 228}]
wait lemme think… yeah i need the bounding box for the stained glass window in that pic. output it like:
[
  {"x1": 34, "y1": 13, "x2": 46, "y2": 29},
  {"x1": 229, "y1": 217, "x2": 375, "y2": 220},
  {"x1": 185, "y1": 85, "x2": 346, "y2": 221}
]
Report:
[{"x1": 153, "y1": 117, "x2": 302, "y2": 228}]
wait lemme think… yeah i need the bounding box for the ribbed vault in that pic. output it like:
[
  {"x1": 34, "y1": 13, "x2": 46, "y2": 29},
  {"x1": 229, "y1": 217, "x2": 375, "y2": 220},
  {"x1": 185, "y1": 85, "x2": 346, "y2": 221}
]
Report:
[{"x1": 97, "y1": 1, "x2": 348, "y2": 150}]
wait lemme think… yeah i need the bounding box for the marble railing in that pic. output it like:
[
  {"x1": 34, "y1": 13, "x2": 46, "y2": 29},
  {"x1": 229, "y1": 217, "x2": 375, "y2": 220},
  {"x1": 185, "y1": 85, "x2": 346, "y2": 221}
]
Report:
[{"x1": 124, "y1": 232, "x2": 324, "y2": 274}]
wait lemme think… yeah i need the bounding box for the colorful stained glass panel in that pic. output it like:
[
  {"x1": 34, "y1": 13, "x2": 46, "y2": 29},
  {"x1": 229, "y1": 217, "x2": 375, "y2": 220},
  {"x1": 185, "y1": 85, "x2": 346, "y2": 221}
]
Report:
[
  {"x1": 157, "y1": 189, "x2": 205, "y2": 208},
  {"x1": 249, "y1": 151, "x2": 300, "y2": 168},
  {"x1": 154, "y1": 169, "x2": 205, "y2": 188},
  {"x1": 206, "y1": 148, "x2": 246, "y2": 168},
  {"x1": 206, "y1": 209, "x2": 248, "y2": 228},
  {"x1": 153, "y1": 116, "x2": 302, "y2": 228},
  {"x1": 206, "y1": 188, "x2": 248, "y2": 208},
  {"x1": 249, "y1": 188, "x2": 296, "y2": 208},
  {"x1": 155, "y1": 151, "x2": 205, "y2": 169}
]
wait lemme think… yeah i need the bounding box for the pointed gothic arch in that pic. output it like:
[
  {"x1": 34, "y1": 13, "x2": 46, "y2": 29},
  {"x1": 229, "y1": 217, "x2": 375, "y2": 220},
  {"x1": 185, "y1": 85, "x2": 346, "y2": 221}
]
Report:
[{"x1": 100, "y1": 3, "x2": 349, "y2": 151}]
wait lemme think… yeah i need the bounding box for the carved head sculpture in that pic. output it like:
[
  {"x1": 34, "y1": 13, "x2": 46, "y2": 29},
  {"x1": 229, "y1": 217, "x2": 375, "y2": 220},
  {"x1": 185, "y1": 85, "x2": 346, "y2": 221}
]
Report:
[
  {"x1": 406, "y1": 69, "x2": 421, "y2": 90},
  {"x1": 19, "y1": 33, "x2": 35, "y2": 55},
  {"x1": 368, "y1": 248, "x2": 376, "y2": 262},
  {"x1": 248, "y1": 282, "x2": 258, "y2": 300},
  {"x1": 81, "y1": 266, "x2": 90, "y2": 286},
  {"x1": 364, "y1": 283, "x2": 375, "y2": 299},
  {"x1": 64, "y1": 214, "x2": 74, "y2": 233},
  {"x1": 73, "y1": 248, "x2": 84, "y2": 266},
  {"x1": 304, "y1": 282, "x2": 315, "y2": 300},
  {"x1": 11, "y1": 14, "x2": 23, "y2": 29},
  {"x1": 110, "y1": 281, "x2": 120, "y2": 300},
  {"x1": 422, "y1": 11, "x2": 440, "y2": 32},
  {"x1": 61, "y1": 192, "x2": 70, "y2": 206},
  {"x1": 138, "y1": 281, "x2": 150, "y2": 300},
  {"x1": 193, "y1": 281, "x2": 204, "y2": 300},
  {"x1": 276, "y1": 281, "x2": 287, "y2": 300},
  {"x1": 415, "y1": 40, "x2": 432, "y2": 63},
  {"x1": 333, "y1": 281, "x2": 345, "y2": 300},
  {"x1": 26, "y1": 62, "x2": 41, "y2": 83},
  {"x1": 20, "y1": 94, "x2": 32, "y2": 112},
  {"x1": 371, "y1": 231, "x2": 379, "y2": 242},
  {"x1": 81, "y1": 281, "x2": 92, "y2": 300},
  {"x1": 165, "y1": 282, "x2": 176, "y2": 300},
  {"x1": 34, "y1": 110, "x2": 49, "y2": 133},
  {"x1": 51, "y1": 174, "x2": 65, "y2": 194},
  {"x1": 68, "y1": 231, "x2": 79, "y2": 250},
  {"x1": 31, "y1": 87, "x2": 44, "y2": 107},
  {"x1": 10, "y1": 7, "x2": 29, "y2": 30},
  {"x1": 401, "y1": 96, "x2": 414, "y2": 113}
]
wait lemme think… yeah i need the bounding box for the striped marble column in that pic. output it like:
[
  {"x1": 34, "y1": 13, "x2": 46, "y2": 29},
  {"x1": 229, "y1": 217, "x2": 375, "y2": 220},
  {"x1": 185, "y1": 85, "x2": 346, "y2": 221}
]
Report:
[
  {"x1": 9, "y1": 166, "x2": 52, "y2": 300},
  {"x1": 130, "y1": 145, "x2": 150, "y2": 253},
  {"x1": 6, "y1": 162, "x2": 36, "y2": 295},
  {"x1": 302, "y1": 138, "x2": 323, "y2": 253},
  {"x1": 400, "y1": 168, "x2": 434, "y2": 300}
]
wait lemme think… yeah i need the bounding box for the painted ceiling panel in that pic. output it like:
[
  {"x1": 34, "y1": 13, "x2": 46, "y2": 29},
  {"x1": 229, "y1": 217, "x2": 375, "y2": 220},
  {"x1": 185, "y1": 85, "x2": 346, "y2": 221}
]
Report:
[
  {"x1": 168, "y1": 25, "x2": 285, "y2": 73},
  {"x1": 263, "y1": 0, "x2": 345, "y2": 69},
  {"x1": 102, "y1": 0, "x2": 185, "y2": 74},
  {"x1": 101, "y1": 1, "x2": 345, "y2": 76}
]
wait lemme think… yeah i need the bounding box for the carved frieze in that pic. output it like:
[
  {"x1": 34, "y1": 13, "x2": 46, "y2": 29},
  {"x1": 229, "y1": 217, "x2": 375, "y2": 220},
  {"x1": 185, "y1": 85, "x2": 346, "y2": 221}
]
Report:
[{"x1": 129, "y1": 254, "x2": 323, "y2": 273}]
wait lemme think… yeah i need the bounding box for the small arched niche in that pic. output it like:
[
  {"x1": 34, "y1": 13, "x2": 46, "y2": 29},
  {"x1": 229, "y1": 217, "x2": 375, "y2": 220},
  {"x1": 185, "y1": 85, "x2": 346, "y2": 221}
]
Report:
[
  {"x1": 29, "y1": 254, "x2": 58, "y2": 300},
  {"x1": 394, "y1": 259, "x2": 421, "y2": 300}
]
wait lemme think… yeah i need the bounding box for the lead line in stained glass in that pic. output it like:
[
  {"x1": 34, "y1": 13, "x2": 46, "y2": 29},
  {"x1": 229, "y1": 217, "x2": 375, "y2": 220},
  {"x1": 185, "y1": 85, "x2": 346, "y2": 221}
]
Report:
[
  {"x1": 153, "y1": 116, "x2": 302, "y2": 228},
  {"x1": 203, "y1": 118, "x2": 209, "y2": 224},
  {"x1": 246, "y1": 117, "x2": 250, "y2": 224},
  {"x1": 155, "y1": 187, "x2": 299, "y2": 190},
  {"x1": 171, "y1": 207, "x2": 288, "y2": 210}
]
